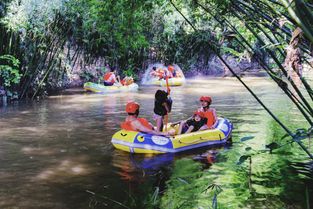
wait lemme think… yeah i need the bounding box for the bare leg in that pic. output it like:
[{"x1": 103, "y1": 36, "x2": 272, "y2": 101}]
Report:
[
  {"x1": 156, "y1": 117, "x2": 163, "y2": 132},
  {"x1": 178, "y1": 121, "x2": 186, "y2": 135}
]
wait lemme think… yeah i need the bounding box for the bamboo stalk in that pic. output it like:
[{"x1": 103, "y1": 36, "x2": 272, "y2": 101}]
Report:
[
  {"x1": 280, "y1": 0, "x2": 313, "y2": 44},
  {"x1": 233, "y1": 3, "x2": 313, "y2": 116},
  {"x1": 197, "y1": 1, "x2": 313, "y2": 122},
  {"x1": 234, "y1": 2, "x2": 313, "y2": 102},
  {"x1": 172, "y1": 0, "x2": 313, "y2": 159}
]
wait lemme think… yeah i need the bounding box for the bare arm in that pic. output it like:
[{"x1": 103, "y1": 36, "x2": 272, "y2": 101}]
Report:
[
  {"x1": 171, "y1": 116, "x2": 193, "y2": 126},
  {"x1": 132, "y1": 120, "x2": 167, "y2": 136},
  {"x1": 211, "y1": 108, "x2": 218, "y2": 128},
  {"x1": 199, "y1": 124, "x2": 208, "y2": 131},
  {"x1": 200, "y1": 109, "x2": 218, "y2": 130}
]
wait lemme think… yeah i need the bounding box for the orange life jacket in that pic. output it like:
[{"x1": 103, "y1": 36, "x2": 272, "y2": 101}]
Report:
[
  {"x1": 201, "y1": 109, "x2": 216, "y2": 128},
  {"x1": 155, "y1": 69, "x2": 165, "y2": 79},
  {"x1": 121, "y1": 78, "x2": 134, "y2": 86},
  {"x1": 103, "y1": 72, "x2": 113, "y2": 82},
  {"x1": 120, "y1": 118, "x2": 153, "y2": 131}
]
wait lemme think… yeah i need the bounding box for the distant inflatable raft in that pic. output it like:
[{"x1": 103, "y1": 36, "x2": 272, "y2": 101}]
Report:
[
  {"x1": 111, "y1": 118, "x2": 233, "y2": 154},
  {"x1": 84, "y1": 82, "x2": 139, "y2": 93},
  {"x1": 145, "y1": 77, "x2": 186, "y2": 86}
]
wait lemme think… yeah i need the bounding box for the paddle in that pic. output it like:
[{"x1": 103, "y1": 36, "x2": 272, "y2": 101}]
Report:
[{"x1": 164, "y1": 75, "x2": 171, "y2": 132}]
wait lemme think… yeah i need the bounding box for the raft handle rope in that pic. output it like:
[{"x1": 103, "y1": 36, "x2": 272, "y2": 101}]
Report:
[
  {"x1": 179, "y1": 137, "x2": 205, "y2": 144},
  {"x1": 120, "y1": 133, "x2": 127, "y2": 137}
]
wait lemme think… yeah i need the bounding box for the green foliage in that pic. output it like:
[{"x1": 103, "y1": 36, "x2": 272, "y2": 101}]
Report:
[
  {"x1": 0, "y1": 55, "x2": 21, "y2": 88},
  {"x1": 2, "y1": 0, "x2": 65, "y2": 35},
  {"x1": 79, "y1": 71, "x2": 94, "y2": 82},
  {"x1": 1, "y1": 0, "x2": 313, "y2": 99},
  {"x1": 64, "y1": 0, "x2": 153, "y2": 69},
  {"x1": 221, "y1": 46, "x2": 242, "y2": 57},
  {"x1": 122, "y1": 68, "x2": 138, "y2": 80}
]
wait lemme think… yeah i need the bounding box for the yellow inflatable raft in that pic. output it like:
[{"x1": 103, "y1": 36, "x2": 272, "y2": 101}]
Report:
[
  {"x1": 84, "y1": 82, "x2": 139, "y2": 93},
  {"x1": 148, "y1": 77, "x2": 186, "y2": 86},
  {"x1": 111, "y1": 118, "x2": 232, "y2": 154}
]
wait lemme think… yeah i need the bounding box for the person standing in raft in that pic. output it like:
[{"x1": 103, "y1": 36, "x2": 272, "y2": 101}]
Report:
[
  {"x1": 153, "y1": 89, "x2": 172, "y2": 131},
  {"x1": 121, "y1": 101, "x2": 167, "y2": 136},
  {"x1": 198, "y1": 96, "x2": 218, "y2": 130},
  {"x1": 103, "y1": 67, "x2": 121, "y2": 86},
  {"x1": 153, "y1": 90, "x2": 172, "y2": 131},
  {"x1": 167, "y1": 65, "x2": 176, "y2": 78}
]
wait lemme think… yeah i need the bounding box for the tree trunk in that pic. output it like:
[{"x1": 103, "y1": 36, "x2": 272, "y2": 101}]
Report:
[{"x1": 284, "y1": 27, "x2": 303, "y2": 77}]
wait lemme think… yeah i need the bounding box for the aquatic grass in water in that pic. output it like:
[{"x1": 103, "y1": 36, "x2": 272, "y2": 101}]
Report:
[
  {"x1": 157, "y1": 99, "x2": 313, "y2": 209},
  {"x1": 159, "y1": 158, "x2": 206, "y2": 209}
]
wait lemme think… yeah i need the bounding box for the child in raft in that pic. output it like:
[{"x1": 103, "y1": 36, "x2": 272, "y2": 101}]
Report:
[
  {"x1": 177, "y1": 111, "x2": 207, "y2": 134},
  {"x1": 153, "y1": 89, "x2": 172, "y2": 131}
]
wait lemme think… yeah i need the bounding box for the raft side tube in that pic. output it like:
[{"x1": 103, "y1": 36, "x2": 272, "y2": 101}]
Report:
[{"x1": 111, "y1": 118, "x2": 233, "y2": 154}]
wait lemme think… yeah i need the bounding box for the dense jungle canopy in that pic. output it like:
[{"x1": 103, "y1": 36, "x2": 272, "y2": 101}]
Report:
[{"x1": 0, "y1": 0, "x2": 312, "y2": 99}]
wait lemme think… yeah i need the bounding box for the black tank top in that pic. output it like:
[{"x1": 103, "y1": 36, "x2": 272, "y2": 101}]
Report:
[{"x1": 154, "y1": 90, "x2": 172, "y2": 116}]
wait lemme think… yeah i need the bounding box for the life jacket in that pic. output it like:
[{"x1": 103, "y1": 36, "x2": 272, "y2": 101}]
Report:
[
  {"x1": 156, "y1": 68, "x2": 165, "y2": 79},
  {"x1": 120, "y1": 118, "x2": 153, "y2": 131},
  {"x1": 121, "y1": 77, "x2": 134, "y2": 86},
  {"x1": 103, "y1": 72, "x2": 113, "y2": 82},
  {"x1": 201, "y1": 109, "x2": 216, "y2": 128}
]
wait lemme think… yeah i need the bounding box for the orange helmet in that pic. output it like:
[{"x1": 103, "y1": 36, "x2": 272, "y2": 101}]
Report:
[
  {"x1": 194, "y1": 111, "x2": 204, "y2": 117},
  {"x1": 200, "y1": 96, "x2": 212, "y2": 104},
  {"x1": 125, "y1": 102, "x2": 140, "y2": 113},
  {"x1": 168, "y1": 65, "x2": 175, "y2": 72}
]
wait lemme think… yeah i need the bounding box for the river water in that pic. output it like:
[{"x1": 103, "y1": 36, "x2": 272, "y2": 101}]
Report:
[{"x1": 0, "y1": 77, "x2": 312, "y2": 209}]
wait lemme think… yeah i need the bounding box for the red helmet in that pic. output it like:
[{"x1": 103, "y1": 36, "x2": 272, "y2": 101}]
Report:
[
  {"x1": 125, "y1": 102, "x2": 140, "y2": 113},
  {"x1": 200, "y1": 96, "x2": 212, "y2": 104},
  {"x1": 194, "y1": 111, "x2": 204, "y2": 117},
  {"x1": 168, "y1": 65, "x2": 175, "y2": 72}
]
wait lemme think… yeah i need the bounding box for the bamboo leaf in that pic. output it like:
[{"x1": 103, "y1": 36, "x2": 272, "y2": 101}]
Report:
[
  {"x1": 240, "y1": 136, "x2": 254, "y2": 142},
  {"x1": 237, "y1": 155, "x2": 250, "y2": 165}
]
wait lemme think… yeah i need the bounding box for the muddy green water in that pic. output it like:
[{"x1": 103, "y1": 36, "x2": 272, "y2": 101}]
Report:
[{"x1": 0, "y1": 77, "x2": 312, "y2": 209}]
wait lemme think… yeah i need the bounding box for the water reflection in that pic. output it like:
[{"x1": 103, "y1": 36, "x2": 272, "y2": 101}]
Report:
[{"x1": 112, "y1": 151, "x2": 174, "y2": 175}]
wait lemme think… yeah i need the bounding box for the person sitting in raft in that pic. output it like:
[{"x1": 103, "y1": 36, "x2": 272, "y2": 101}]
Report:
[
  {"x1": 198, "y1": 96, "x2": 218, "y2": 130},
  {"x1": 103, "y1": 68, "x2": 121, "y2": 86},
  {"x1": 170, "y1": 96, "x2": 217, "y2": 134},
  {"x1": 150, "y1": 66, "x2": 164, "y2": 80},
  {"x1": 153, "y1": 90, "x2": 172, "y2": 131},
  {"x1": 177, "y1": 111, "x2": 207, "y2": 134},
  {"x1": 121, "y1": 76, "x2": 134, "y2": 86},
  {"x1": 121, "y1": 101, "x2": 168, "y2": 136}
]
